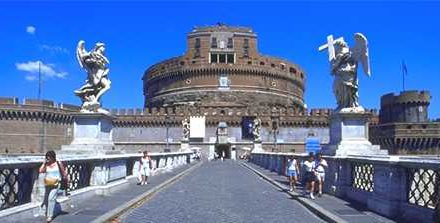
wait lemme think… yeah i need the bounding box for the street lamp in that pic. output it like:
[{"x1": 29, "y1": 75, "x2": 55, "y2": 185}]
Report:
[{"x1": 165, "y1": 114, "x2": 170, "y2": 152}]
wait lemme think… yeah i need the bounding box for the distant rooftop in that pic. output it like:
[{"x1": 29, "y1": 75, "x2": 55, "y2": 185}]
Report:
[{"x1": 191, "y1": 23, "x2": 254, "y2": 33}]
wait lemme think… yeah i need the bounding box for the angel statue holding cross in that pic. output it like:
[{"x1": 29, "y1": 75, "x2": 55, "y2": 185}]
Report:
[{"x1": 319, "y1": 33, "x2": 370, "y2": 113}]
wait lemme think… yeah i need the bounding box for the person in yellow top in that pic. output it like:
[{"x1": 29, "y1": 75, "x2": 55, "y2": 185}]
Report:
[{"x1": 39, "y1": 151, "x2": 67, "y2": 222}]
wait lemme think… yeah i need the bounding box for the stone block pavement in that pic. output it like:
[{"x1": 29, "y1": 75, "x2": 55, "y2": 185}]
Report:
[
  {"x1": 120, "y1": 160, "x2": 325, "y2": 223},
  {"x1": 243, "y1": 161, "x2": 396, "y2": 223},
  {"x1": 5, "y1": 159, "x2": 398, "y2": 223}
]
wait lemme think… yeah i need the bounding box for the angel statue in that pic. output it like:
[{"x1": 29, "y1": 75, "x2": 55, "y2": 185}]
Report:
[
  {"x1": 182, "y1": 118, "x2": 190, "y2": 141},
  {"x1": 252, "y1": 118, "x2": 262, "y2": 142},
  {"x1": 318, "y1": 33, "x2": 370, "y2": 113},
  {"x1": 74, "y1": 40, "x2": 111, "y2": 113}
]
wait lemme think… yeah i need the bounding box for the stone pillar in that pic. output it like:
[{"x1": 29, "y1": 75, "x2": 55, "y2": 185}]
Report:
[
  {"x1": 367, "y1": 164, "x2": 406, "y2": 218},
  {"x1": 323, "y1": 112, "x2": 387, "y2": 156},
  {"x1": 253, "y1": 140, "x2": 263, "y2": 152},
  {"x1": 181, "y1": 140, "x2": 190, "y2": 151},
  {"x1": 324, "y1": 158, "x2": 352, "y2": 197},
  {"x1": 61, "y1": 113, "x2": 117, "y2": 155},
  {"x1": 90, "y1": 160, "x2": 127, "y2": 186}
]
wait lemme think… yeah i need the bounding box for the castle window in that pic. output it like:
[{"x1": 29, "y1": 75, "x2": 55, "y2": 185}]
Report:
[
  {"x1": 211, "y1": 53, "x2": 235, "y2": 64},
  {"x1": 243, "y1": 38, "x2": 249, "y2": 48},
  {"x1": 194, "y1": 38, "x2": 201, "y2": 58},
  {"x1": 271, "y1": 63, "x2": 275, "y2": 68},
  {"x1": 260, "y1": 61, "x2": 265, "y2": 66},
  {"x1": 243, "y1": 48, "x2": 249, "y2": 58},
  {"x1": 211, "y1": 37, "x2": 217, "y2": 48},
  {"x1": 194, "y1": 48, "x2": 200, "y2": 58},
  {"x1": 243, "y1": 38, "x2": 249, "y2": 58},
  {"x1": 180, "y1": 61, "x2": 185, "y2": 66},
  {"x1": 211, "y1": 53, "x2": 218, "y2": 63},
  {"x1": 289, "y1": 67, "x2": 297, "y2": 74},
  {"x1": 248, "y1": 61, "x2": 252, "y2": 65},
  {"x1": 219, "y1": 54, "x2": 226, "y2": 63},
  {"x1": 227, "y1": 38, "x2": 233, "y2": 48},
  {"x1": 195, "y1": 38, "x2": 200, "y2": 48},
  {"x1": 227, "y1": 54, "x2": 234, "y2": 64}
]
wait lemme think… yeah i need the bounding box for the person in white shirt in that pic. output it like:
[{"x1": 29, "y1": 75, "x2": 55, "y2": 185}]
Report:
[
  {"x1": 314, "y1": 153, "x2": 328, "y2": 197},
  {"x1": 303, "y1": 152, "x2": 316, "y2": 199},
  {"x1": 138, "y1": 151, "x2": 152, "y2": 185},
  {"x1": 286, "y1": 156, "x2": 300, "y2": 192}
]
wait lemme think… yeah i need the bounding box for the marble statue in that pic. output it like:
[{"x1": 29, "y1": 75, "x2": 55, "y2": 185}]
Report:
[
  {"x1": 75, "y1": 40, "x2": 111, "y2": 113},
  {"x1": 319, "y1": 33, "x2": 370, "y2": 112},
  {"x1": 182, "y1": 118, "x2": 190, "y2": 141},
  {"x1": 253, "y1": 118, "x2": 262, "y2": 142}
]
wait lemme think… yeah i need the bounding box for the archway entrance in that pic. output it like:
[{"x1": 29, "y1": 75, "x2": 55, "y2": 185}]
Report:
[{"x1": 215, "y1": 144, "x2": 231, "y2": 159}]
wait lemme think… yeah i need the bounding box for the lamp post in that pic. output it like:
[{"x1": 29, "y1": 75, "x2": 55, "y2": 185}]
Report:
[{"x1": 165, "y1": 114, "x2": 170, "y2": 152}]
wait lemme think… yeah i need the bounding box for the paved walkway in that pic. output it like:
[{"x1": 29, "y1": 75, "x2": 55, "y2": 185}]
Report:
[
  {"x1": 121, "y1": 160, "x2": 325, "y2": 223},
  {"x1": 244, "y1": 161, "x2": 396, "y2": 223},
  {"x1": 9, "y1": 162, "x2": 199, "y2": 223}
]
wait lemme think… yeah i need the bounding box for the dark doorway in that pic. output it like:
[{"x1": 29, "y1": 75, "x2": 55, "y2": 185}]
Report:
[{"x1": 215, "y1": 144, "x2": 231, "y2": 159}]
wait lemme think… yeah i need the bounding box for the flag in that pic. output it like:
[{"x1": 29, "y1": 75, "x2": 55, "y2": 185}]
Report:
[{"x1": 401, "y1": 60, "x2": 408, "y2": 76}]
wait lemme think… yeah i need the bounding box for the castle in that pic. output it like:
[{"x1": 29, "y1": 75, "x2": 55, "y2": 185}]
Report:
[{"x1": 1, "y1": 24, "x2": 438, "y2": 155}]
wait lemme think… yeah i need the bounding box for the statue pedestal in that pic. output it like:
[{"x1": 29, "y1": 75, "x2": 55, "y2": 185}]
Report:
[
  {"x1": 323, "y1": 111, "x2": 387, "y2": 156},
  {"x1": 252, "y1": 140, "x2": 264, "y2": 152},
  {"x1": 61, "y1": 113, "x2": 118, "y2": 155},
  {"x1": 180, "y1": 140, "x2": 190, "y2": 151}
]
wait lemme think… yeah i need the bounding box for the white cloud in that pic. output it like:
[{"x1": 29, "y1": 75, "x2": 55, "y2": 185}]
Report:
[
  {"x1": 16, "y1": 61, "x2": 67, "y2": 81},
  {"x1": 40, "y1": 44, "x2": 69, "y2": 54},
  {"x1": 25, "y1": 75, "x2": 37, "y2": 81},
  {"x1": 26, "y1": 26, "x2": 36, "y2": 35}
]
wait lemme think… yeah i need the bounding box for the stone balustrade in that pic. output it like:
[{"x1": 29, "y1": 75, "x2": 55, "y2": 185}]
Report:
[
  {"x1": 250, "y1": 152, "x2": 440, "y2": 223},
  {"x1": 0, "y1": 152, "x2": 192, "y2": 215}
]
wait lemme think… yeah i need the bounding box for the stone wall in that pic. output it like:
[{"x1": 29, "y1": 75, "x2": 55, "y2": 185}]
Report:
[{"x1": 0, "y1": 97, "x2": 78, "y2": 154}]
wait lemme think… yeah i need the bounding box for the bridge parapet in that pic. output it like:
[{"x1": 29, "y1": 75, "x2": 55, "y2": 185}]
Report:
[
  {"x1": 250, "y1": 152, "x2": 440, "y2": 223},
  {"x1": 0, "y1": 151, "x2": 192, "y2": 217}
]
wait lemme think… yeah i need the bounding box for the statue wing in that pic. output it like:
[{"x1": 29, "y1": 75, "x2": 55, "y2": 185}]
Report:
[
  {"x1": 76, "y1": 40, "x2": 87, "y2": 69},
  {"x1": 352, "y1": 33, "x2": 371, "y2": 76}
]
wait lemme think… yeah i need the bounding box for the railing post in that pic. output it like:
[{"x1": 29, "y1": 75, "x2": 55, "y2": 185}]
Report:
[
  {"x1": 325, "y1": 157, "x2": 352, "y2": 197},
  {"x1": 367, "y1": 164, "x2": 406, "y2": 219}
]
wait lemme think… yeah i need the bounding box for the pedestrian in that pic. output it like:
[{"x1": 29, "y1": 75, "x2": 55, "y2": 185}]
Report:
[
  {"x1": 314, "y1": 153, "x2": 328, "y2": 197},
  {"x1": 39, "y1": 150, "x2": 67, "y2": 222},
  {"x1": 286, "y1": 155, "x2": 300, "y2": 192},
  {"x1": 138, "y1": 151, "x2": 152, "y2": 185},
  {"x1": 303, "y1": 152, "x2": 316, "y2": 199}
]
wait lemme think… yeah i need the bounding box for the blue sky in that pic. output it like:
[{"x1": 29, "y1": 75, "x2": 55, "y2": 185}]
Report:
[{"x1": 1, "y1": 1, "x2": 439, "y2": 119}]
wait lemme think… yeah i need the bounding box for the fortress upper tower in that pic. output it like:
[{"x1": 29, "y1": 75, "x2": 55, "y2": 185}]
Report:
[{"x1": 143, "y1": 24, "x2": 306, "y2": 110}]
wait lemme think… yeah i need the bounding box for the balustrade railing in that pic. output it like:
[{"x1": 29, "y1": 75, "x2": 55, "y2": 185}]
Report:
[
  {"x1": 0, "y1": 152, "x2": 192, "y2": 212},
  {"x1": 250, "y1": 152, "x2": 440, "y2": 223}
]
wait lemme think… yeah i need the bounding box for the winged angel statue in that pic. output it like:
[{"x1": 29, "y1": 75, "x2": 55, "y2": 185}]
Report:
[
  {"x1": 319, "y1": 33, "x2": 370, "y2": 113},
  {"x1": 74, "y1": 40, "x2": 111, "y2": 113}
]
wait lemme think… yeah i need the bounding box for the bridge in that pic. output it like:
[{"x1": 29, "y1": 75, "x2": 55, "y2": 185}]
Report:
[{"x1": 0, "y1": 152, "x2": 439, "y2": 222}]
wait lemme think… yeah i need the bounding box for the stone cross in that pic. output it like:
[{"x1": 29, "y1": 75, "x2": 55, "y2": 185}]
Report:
[{"x1": 318, "y1": 35, "x2": 344, "y2": 61}]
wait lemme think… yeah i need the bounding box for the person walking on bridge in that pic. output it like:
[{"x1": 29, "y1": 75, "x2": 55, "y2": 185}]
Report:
[
  {"x1": 314, "y1": 153, "x2": 328, "y2": 197},
  {"x1": 138, "y1": 151, "x2": 152, "y2": 185},
  {"x1": 303, "y1": 153, "x2": 316, "y2": 199},
  {"x1": 39, "y1": 150, "x2": 68, "y2": 222},
  {"x1": 286, "y1": 155, "x2": 300, "y2": 192}
]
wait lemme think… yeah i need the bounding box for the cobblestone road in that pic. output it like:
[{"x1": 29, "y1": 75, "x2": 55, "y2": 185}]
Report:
[{"x1": 121, "y1": 160, "x2": 325, "y2": 223}]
